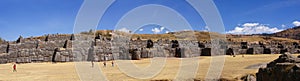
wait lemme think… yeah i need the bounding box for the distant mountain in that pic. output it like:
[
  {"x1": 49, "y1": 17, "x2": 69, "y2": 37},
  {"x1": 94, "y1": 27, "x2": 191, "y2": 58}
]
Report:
[{"x1": 272, "y1": 26, "x2": 300, "y2": 40}]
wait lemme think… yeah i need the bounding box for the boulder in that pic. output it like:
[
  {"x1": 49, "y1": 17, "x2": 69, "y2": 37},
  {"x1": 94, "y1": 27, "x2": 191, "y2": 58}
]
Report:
[{"x1": 256, "y1": 53, "x2": 300, "y2": 81}]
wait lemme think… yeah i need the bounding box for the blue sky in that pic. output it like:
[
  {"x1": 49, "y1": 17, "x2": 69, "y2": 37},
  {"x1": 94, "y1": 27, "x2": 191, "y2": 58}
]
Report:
[{"x1": 0, "y1": 0, "x2": 300, "y2": 41}]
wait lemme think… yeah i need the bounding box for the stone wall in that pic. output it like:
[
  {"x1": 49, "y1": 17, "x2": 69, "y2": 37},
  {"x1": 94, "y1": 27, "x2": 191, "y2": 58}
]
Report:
[{"x1": 0, "y1": 33, "x2": 299, "y2": 64}]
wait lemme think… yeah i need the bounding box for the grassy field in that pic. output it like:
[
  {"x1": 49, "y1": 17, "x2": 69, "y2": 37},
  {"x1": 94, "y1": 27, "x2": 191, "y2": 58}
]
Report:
[{"x1": 0, "y1": 54, "x2": 290, "y2": 81}]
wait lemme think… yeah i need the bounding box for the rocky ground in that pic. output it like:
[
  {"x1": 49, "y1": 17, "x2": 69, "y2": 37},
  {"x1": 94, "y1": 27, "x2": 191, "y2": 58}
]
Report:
[
  {"x1": 0, "y1": 54, "x2": 284, "y2": 81},
  {"x1": 256, "y1": 53, "x2": 300, "y2": 81}
]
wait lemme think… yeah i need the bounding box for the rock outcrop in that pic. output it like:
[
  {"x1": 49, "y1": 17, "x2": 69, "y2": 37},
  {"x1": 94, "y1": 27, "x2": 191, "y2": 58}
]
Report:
[{"x1": 256, "y1": 53, "x2": 300, "y2": 81}]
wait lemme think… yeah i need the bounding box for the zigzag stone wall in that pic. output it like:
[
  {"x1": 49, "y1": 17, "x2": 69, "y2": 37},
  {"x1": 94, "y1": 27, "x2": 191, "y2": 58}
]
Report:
[{"x1": 0, "y1": 34, "x2": 300, "y2": 64}]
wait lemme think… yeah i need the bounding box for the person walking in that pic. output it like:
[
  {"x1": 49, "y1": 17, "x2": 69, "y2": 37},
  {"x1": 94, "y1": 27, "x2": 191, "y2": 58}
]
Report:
[
  {"x1": 111, "y1": 61, "x2": 114, "y2": 67},
  {"x1": 13, "y1": 63, "x2": 17, "y2": 72},
  {"x1": 91, "y1": 60, "x2": 94, "y2": 68},
  {"x1": 103, "y1": 61, "x2": 106, "y2": 67}
]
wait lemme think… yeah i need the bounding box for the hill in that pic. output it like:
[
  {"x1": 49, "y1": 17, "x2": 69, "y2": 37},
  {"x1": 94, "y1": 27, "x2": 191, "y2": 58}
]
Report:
[{"x1": 272, "y1": 26, "x2": 300, "y2": 40}]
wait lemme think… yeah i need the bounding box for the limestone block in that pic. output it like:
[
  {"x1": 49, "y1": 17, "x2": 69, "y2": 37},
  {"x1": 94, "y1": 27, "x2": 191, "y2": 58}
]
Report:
[
  {"x1": 43, "y1": 57, "x2": 51, "y2": 62},
  {"x1": 254, "y1": 47, "x2": 264, "y2": 54}
]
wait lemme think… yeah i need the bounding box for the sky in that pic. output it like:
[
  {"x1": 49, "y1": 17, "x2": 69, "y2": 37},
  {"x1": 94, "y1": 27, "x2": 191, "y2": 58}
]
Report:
[{"x1": 0, "y1": 0, "x2": 300, "y2": 41}]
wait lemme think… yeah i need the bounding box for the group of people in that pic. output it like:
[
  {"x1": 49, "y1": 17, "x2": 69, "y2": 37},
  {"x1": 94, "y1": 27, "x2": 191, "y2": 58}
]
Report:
[
  {"x1": 103, "y1": 61, "x2": 114, "y2": 67},
  {"x1": 91, "y1": 60, "x2": 114, "y2": 67}
]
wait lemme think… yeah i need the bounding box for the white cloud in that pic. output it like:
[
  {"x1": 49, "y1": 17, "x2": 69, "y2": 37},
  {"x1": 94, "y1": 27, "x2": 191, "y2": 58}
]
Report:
[
  {"x1": 151, "y1": 28, "x2": 161, "y2": 34},
  {"x1": 293, "y1": 21, "x2": 300, "y2": 26},
  {"x1": 118, "y1": 28, "x2": 131, "y2": 33},
  {"x1": 165, "y1": 31, "x2": 169, "y2": 33},
  {"x1": 139, "y1": 28, "x2": 143, "y2": 31},
  {"x1": 227, "y1": 23, "x2": 283, "y2": 34},
  {"x1": 242, "y1": 23, "x2": 259, "y2": 27},
  {"x1": 151, "y1": 26, "x2": 165, "y2": 34}
]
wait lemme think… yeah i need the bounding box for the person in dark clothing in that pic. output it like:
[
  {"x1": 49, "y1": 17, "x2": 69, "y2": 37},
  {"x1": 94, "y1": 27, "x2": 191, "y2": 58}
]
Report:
[
  {"x1": 111, "y1": 61, "x2": 114, "y2": 67},
  {"x1": 91, "y1": 60, "x2": 94, "y2": 68},
  {"x1": 103, "y1": 61, "x2": 106, "y2": 67}
]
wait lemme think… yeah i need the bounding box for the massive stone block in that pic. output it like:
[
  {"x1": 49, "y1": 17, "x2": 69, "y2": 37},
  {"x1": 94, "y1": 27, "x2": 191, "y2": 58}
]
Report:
[
  {"x1": 153, "y1": 46, "x2": 166, "y2": 57},
  {"x1": 254, "y1": 47, "x2": 264, "y2": 54},
  {"x1": 118, "y1": 47, "x2": 131, "y2": 60},
  {"x1": 0, "y1": 45, "x2": 7, "y2": 53},
  {"x1": 140, "y1": 48, "x2": 149, "y2": 58},
  {"x1": 238, "y1": 49, "x2": 247, "y2": 54},
  {"x1": 131, "y1": 50, "x2": 141, "y2": 60},
  {"x1": 189, "y1": 47, "x2": 201, "y2": 57},
  {"x1": 87, "y1": 47, "x2": 95, "y2": 61}
]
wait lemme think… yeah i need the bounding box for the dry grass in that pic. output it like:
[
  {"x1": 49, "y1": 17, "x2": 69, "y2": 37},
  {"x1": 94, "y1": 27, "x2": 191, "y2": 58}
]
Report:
[
  {"x1": 227, "y1": 35, "x2": 299, "y2": 42},
  {"x1": 0, "y1": 54, "x2": 292, "y2": 81}
]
